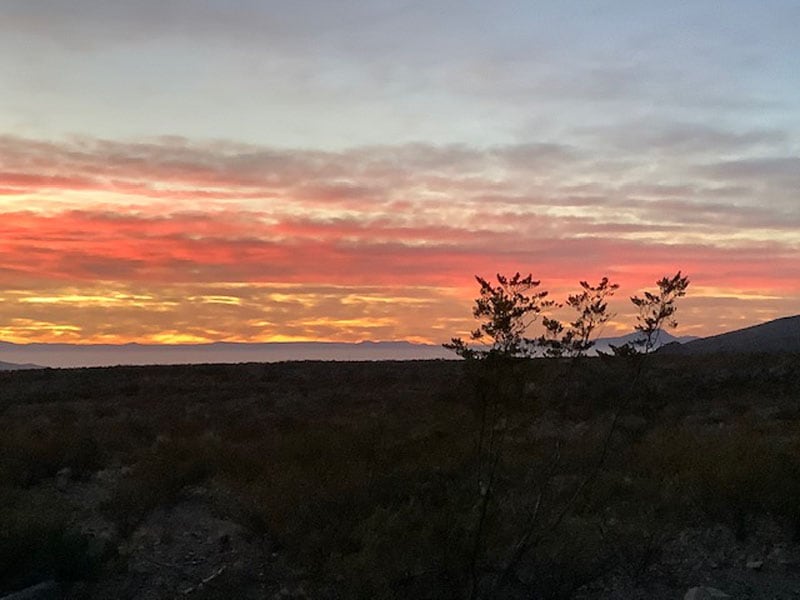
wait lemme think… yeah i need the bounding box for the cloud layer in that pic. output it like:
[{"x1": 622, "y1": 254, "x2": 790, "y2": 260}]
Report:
[
  {"x1": 1, "y1": 133, "x2": 798, "y2": 343},
  {"x1": 1, "y1": 2, "x2": 799, "y2": 343}
]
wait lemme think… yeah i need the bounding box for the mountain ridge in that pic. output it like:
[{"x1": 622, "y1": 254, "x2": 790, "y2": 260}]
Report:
[
  {"x1": 589, "y1": 329, "x2": 698, "y2": 355},
  {"x1": 0, "y1": 360, "x2": 43, "y2": 371},
  {"x1": 658, "y1": 314, "x2": 800, "y2": 355},
  {"x1": 0, "y1": 340, "x2": 454, "y2": 368}
]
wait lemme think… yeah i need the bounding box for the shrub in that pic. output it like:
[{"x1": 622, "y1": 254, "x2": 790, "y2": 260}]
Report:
[
  {"x1": 104, "y1": 434, "x2": 221, "y2": 536},
  {"x1": 0, "y1": 487, "x2": 101, "y2": 594},
  {"x1": 0, "y1": 424, "x2": 102, "y2": 487},
  {"x1": 638, "y1": 425, "x2": 800, "y2": 540}
]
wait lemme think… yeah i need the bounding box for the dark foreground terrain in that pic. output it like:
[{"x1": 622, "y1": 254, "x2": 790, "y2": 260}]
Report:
[{"x1": 1, "y1": 355, "x2": 799, "y2": 599}]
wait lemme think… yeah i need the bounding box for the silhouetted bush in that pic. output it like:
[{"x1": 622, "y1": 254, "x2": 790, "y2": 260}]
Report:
[{"x1": 0, "y1": 487, "x2": 100, "y2": 594}]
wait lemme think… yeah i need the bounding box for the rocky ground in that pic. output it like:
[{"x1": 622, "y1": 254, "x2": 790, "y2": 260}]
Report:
[
  {"x1": 8, "y1": 468, "x2": 301, "y2": 600},
  {"x1": 6, "y1": 467, "x2": 800, "y2": 599},
  {"x1": 576, "y1": 521, "x2": 800, "y2": 599},
  {"x1": 10, "y1": 464, "x2": 795, "y2": 599}
]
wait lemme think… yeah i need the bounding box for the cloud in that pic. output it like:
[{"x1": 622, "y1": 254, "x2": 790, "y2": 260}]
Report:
[
  {"x1": 699, "y1": 156, "x2": 800, "y2": 184},
  {"x1": 0, "y1": 133, "x2": 798, "y2": 342},
  {"x1": 2, "y1": 207, "x2": 796, "y2": 291},
  {"x1": 579, "y1": 121, "x2": 787, "y2": 155},
  {"x1": 4, "y1": 2, "x2": 799, "y2": 156},
  {"x1": 0, "y1": 281, "x2": 471, "y2": 344}
]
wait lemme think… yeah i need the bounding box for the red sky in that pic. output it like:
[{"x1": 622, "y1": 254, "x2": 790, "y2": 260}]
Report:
[
  {"x1": 1, "y1": 3, "x2": 799, "y2": 345},
  {"x1": 1, "y1": 135, "x2": 797, "y2": 344}
]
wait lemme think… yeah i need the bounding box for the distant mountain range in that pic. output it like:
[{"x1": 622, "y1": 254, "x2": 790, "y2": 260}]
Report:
[
  {"x1": 0, "y1": 360, "x2": 42, "y2": 371},
  {"x1": 0, "y1": 334, "x2": 689, "y2": 368},
  {"x1": 1, "y1": 316, "x2": 797, "y2": 368},
  {"x1": 0, "y1": 340, "x2": 454, "y2": 369}
]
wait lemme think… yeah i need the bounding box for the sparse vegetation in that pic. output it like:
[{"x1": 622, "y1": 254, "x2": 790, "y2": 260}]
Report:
[
  {"x1": 0, "y1": 486, "x2": 103, "y2": 592},
  {"x1": 0, "y1": 348, "x2": 799, "y2": 598}
]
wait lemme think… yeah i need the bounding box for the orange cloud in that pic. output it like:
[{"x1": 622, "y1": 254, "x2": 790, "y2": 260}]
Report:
[{"x1": 1, "y1": 135, "x2": 798, "y2": 343}]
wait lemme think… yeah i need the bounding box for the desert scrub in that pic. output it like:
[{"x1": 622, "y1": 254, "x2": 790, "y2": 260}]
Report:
[
  {"x1": 693, "y1": 431, "x2": 800, "y2": 540},
  {"x1": 104, "y1": 434, "x2": 223, "y2": 536},
  {"x1": 0, "y1": 486, "x2": 100, "y2": 594},
  {"x1": 0, "y1": 421, "x2": 102, "y2": 486},
  {"x1": 215, "y1": 419, "x2": 475, "y2": 596},
  {"x1": 3, "y1": 354, "x2": 800, "y2": 599},
  {"x1": 637, "y1": 424, "x2": 800, "y2": 540}
]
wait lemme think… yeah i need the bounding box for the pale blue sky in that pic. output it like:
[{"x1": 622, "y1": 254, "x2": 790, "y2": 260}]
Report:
[{"x1": 2, "y1": 1, "x2": 799, "y2": 149}]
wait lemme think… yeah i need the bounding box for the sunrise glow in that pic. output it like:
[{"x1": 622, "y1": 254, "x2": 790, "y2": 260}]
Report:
[{"x1": 1, "y1": 3, "x2": 798, "y2": 345}]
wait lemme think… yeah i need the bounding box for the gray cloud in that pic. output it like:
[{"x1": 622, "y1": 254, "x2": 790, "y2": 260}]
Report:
[
  {"x1": 699, "y1": 157, "x2": 800, "y2": 182},
  {"x1": 579, "y1": 121, "x2": 787, "y2": 156},
  {"x1": 3, "y1": 2, "x2": 798, "y2": 149},
  {"x1": 2, "y1": 133, "x2": 798, "y2": 235}
]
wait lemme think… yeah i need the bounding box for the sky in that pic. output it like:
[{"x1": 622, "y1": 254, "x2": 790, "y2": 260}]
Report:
[{"x1": 1, "y1": 1, "x2": 799, "y2": 345}]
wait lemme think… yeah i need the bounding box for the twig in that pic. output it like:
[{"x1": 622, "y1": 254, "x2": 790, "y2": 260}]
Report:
[
  {"x1": 140, "y1": 554, "x2": 192, "y2": 572},
  {"x1": 181, "y1": 565, "x2": 227, "y2": 595}
]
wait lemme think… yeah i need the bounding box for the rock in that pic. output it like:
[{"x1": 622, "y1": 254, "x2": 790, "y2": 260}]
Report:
[
  {"x1": 55, "y1": 467, "x2": 72, "y2": 490},
  {"x1": 0, "y1": 581, "x2": 60, "y2": 600},
  {"x1": 217, "y1": 533, "x2": 231, "y2": 551},
  {"x1": 273, "y1": 585, "x2": 307, "y2": 599},
  {"x1": 86, "y1": 529, "x2": 120, "y2": 561},
  {"x1": 746, "y1": 559, "x2": 763, "y2": 570},
  {"x1": 684, "y1": 587, "x2": 730, "y2": 600}
]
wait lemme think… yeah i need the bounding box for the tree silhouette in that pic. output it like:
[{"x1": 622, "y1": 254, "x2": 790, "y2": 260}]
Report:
[
  {"x1": 608, "y1": 271, "x2": 690, "y2": 355},
  {"x1": 444, "y1": 272, "x2": 553, "y2": 359},
  {"x1": 538, "y1": 277, "x2": 619, "y2": 357}
]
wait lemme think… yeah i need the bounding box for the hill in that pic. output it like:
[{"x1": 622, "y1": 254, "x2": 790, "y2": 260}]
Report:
[
  {"x1": 590, "y1": 329, "x2": 697, "y2": 355},
  {"x1": 659, "y1": 314, "x2": 800, "y2": 355}
]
